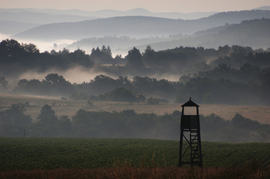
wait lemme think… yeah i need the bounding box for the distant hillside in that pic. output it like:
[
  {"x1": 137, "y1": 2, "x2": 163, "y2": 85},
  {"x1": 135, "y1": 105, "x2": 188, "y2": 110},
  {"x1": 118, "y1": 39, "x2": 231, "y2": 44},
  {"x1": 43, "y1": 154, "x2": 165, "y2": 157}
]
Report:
[
  {"x1": 14, "y1": 16, "x2": 185, "y2": 40},
  {"x1": 254, "y1": 6, "x2": 270, "y2": 11},
  {"x1": 136, "y1": 18, "x2": 270, "y2": 51},
  {"x1": 86, "y1": 8, "x2": 217, "y2": 20},
  {"x1": 0, "y1": 8, "x2": 216, "y2": 22},
  {"x1": 66, "y1": 35, "x2": 184, "y2": 53},
  {"x1": 13, "y1": 10, "x2": 270, "y2": 41},
  {"x1": 204, "y1": 10, "x2": 270, "y2": 23},
  {"x1": 0, "y1": 10, "x2": 96, "y2": 25},
  {"x1": 192, "y1": 23, "x2": 232, "y2": 36},
  {"x1": 0, "y1": 20, "x2": 39, "y2": 35}
]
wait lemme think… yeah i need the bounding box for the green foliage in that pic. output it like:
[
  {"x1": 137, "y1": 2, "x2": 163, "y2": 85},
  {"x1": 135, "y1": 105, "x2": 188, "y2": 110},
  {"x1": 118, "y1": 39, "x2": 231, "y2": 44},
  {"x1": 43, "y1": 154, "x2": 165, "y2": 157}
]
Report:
[
  {"x1": 142, "y1": 45, "x2": 157, "y2": 66},
  {"x1": 100, "y1": 87, "x2": 137, "y2": 102},
  {"x1": 125, "y1": 47, "x2": 144, "y2": 69},
  {"x1": 0, "y1": 40, "x2": 94, "y2": 78},
  {"x1": 13, "y1": 73, "x2": 76, "y2": 97},
  {"x1": 37, "y1": 104, "x2": 58, "y2": 124},
  {"x1": 147, "y1": 97, "x2": 159, "y2": 105},
  {"x1": 0, "y1": 138, "x2": 270, "y2": 171},
  {"x1": 0, "y1": 103, "x2": 31, "y2": 127},
  {"x1": 24, "y1": 101, "x2": 30, "y2": 107},
  {"x1": 176, "y1": 76, "x2": 263, "y2": 105},
  {"x1": 90, "y1": 46, "x2": 113, "y2": 63},
  {"x1": 131, "y1": 76, "x2": 177, "y2": 101},
  {"x1": 2, "y1": 39, "x2": 270, "y2": 106},
  {"x1": 69, "y1": 92, "x2": 89, "y2": 100},
  {"x1": 231, "y1": 113, "x2": 260, "y2": 130},
  {"x1": 87, "y1": 100, "x2": 94, "y2": 106},
  {"x1": 0, "y1": 103, "x2": 270, "y2": 142}
]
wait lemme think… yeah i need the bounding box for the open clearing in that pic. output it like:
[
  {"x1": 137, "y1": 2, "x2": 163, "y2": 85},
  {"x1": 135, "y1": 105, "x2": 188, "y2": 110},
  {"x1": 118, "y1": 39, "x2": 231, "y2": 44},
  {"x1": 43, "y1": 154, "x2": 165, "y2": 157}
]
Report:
[
  {"x1": 0, "y1": 137, "x2": 270, "y2": 171},
  {"x1": 1, "y1": 93, "x2": 270, "y2": 124}
]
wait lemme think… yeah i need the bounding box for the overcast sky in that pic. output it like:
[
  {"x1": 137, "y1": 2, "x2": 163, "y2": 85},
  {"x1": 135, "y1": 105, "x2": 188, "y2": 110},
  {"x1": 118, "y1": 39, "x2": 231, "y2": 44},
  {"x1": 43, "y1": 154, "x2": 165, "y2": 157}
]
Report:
[{"x1": 0, "y1": 0, "x2": 270, "y2": 13}]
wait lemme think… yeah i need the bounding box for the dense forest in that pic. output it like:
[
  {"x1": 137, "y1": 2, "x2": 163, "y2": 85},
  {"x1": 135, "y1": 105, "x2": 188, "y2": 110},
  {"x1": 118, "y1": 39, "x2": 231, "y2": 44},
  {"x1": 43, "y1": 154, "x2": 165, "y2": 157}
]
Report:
[
  {"x1": 0, "y1": 103, "x2": 269, "y2": 143},
  {"x1": 1, "y1": 39, "x2": 270, "y2": 105}
]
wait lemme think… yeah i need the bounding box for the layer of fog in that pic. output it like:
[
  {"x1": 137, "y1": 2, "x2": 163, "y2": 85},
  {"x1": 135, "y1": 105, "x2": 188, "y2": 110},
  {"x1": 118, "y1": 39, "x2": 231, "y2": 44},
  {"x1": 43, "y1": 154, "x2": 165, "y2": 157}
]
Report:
[
  {"x1": 17, "y1": 66, "x2": 181, "y2": 84},
  {"x1": 18, "y1": 38, "x2": 76, "y2": 53},
  {"x1": 0, "y1": 35, "x2": 128, "y2": 57},
  {"x1": 0, "y1": 33, "x2": 11, "y2": 40},
  {"x1": 18, "y1": 66, "x2": 113, "y2": 84},
  {"x1": 0, "y1": 33, "x2": 75, "y2": 53},
  {"x1": 0, "y1": 34, "x2": 182, "y2": 87}
]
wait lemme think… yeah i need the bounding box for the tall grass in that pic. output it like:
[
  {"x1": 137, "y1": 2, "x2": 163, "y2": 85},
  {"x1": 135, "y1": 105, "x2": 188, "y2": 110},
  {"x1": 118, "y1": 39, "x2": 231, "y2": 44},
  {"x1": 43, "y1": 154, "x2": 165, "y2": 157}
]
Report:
[
  {"x1": 1, "y1": 138, "x2": 270, "y2": 171},
  {"x1": 0, "y1": 164, "x2": 269, "y2": 179}
]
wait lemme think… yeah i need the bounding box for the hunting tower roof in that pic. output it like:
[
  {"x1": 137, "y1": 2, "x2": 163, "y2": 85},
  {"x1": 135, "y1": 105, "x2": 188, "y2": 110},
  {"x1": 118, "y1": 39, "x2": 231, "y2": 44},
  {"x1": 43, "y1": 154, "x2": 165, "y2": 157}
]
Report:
[{"x1": 181, "y1": 97, "x2": 199, "y2": 107}]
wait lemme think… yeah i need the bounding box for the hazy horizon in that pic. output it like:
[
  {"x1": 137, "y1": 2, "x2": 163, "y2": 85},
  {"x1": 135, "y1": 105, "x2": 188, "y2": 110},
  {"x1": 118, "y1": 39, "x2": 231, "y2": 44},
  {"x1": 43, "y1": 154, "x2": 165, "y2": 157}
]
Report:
[{"x1": 1, "y1": 0, "x2": 270, "y2": 13}]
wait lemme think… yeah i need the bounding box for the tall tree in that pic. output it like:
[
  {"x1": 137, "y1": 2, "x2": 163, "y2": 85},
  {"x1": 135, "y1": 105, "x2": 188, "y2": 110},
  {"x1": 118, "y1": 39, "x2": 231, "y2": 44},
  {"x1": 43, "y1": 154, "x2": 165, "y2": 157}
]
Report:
[
  {"x1": 125, "y1": 47, "x2": 144, "y2": 69},
  {"x1": 37, "y1": 104, "x2": 58, "y2": 124},
  {"x1": 142, "y1": 45, "x2": 157, "y2": 66},
  {"x1": 0, "y1": 103, "x2": 32, "y2": 126}
]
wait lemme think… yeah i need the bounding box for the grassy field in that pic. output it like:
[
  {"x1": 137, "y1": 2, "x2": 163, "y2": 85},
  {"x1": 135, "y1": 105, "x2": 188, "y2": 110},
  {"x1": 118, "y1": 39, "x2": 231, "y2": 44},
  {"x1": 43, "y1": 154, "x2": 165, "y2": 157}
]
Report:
[
  {"x1": 1, "y1": 93, "x2": 270, "y2": 124},
  {"x1": 0, "y1": 137, "x2": 270, "y2": 172},
  {"x1": 1, "y1": 165, "x2": 270, "y2": 179}
]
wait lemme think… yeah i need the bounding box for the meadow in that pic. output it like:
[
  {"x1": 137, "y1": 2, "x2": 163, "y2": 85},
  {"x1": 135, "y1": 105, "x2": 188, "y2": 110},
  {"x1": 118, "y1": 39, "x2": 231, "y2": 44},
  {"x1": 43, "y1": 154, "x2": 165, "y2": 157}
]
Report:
[
  {"x1": 0, "y1": 137, "x2": 270, "y2": 172},
  {"x1": 0, "y1": 137, "x2": 270, "y2": 178},
  {"x1": 1, "y1": 93, "x2": 270, "y2": 124},
  {"x1": 1, "y1": 94, "x2": 270, "y2": 178},
  {"x1": 1, "y1": 165, "x2": 270, "y2": 179}
]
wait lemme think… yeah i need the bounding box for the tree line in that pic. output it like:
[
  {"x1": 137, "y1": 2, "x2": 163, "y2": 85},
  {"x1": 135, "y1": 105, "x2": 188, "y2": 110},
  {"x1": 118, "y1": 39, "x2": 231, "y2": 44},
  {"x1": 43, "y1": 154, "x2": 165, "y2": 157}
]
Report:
[
  {"x1": 1, "y1": 39, "x2": 270, "y2": 79},
  {"x1": 0, "y1": 103, "x2": 269, "y2": 143},
  {"x1": 0, "y1": 39, "x2": 94, "y2": 78},
  {"x1": 11, "y1": 74, "x2": 178, "y2": 102},
  {"x1": 7, "y1": 65, "x2": 270, "y2": 105},
  {"x1": 1, "y1": 39, "x2": 270, "y2": 105}
]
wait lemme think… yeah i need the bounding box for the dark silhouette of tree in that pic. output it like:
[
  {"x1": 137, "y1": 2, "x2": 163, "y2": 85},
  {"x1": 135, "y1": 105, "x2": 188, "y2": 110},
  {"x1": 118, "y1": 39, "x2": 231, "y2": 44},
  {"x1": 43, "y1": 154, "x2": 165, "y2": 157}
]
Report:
[
  {"x1": 0, "y1": 103, "x2": 32, "y2": 126},
  {"x1": 142, "y1": 45, "x2": 157, "y2": 66},
  {"x1": 90, "y1": 46, "x2": 113, "y2": 63},
  {"x1": 100, "y1": 87, "x2": 137, "y2": 102},
  {"x1": 22, "y1": 43, "x2": 39, "y2": 53},
  {"x1": 70, "y1": 49, "x2": 94, "y2": 67},
  {"x1": 37, "y1": 104, "x2": 58, "y2": 124},
  {"x1": 45, "y1": 73, "x2": 66, "y2": 84},
  {"x1": 56, "y1": 115, "x2": 73, "y2": 137},
  {"x1": 17, "y1": 79, "x2": 28, "y2": 87},
  {"x1": 0, "y1": 39, "x2": 95, "y2": 79},
  {"x1": 239, "y1": 63, "x2": 260, "y2": 81},
  {"x1": 43, "y1": 73, "x2": 76, "y2": 96},
  {"x1": 259, "y1": 75, "x2": 270, "y2": 105},
  {"x1": 147, "y1": 97, "x2": 159, "y2": 105},
  {"x1": 125, "y1": 47, "x2": 144, "y2": 69}
]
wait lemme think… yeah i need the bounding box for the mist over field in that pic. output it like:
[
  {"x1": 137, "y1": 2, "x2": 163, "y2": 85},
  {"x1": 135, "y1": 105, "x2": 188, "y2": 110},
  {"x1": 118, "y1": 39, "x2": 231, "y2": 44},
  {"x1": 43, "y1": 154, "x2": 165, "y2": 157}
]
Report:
[
  {"x1": 0, "y1": 5, "x2": 270, "y2": 144},
  {"x1": 18, "y1": 66, "x2": 116, "y2": 84}
]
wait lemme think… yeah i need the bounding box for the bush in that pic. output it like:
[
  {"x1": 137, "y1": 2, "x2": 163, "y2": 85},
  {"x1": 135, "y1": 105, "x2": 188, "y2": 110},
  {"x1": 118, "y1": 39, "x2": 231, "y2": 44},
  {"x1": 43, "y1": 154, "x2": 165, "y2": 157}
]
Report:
[{"x1": 147, "y1": 97, "x2": 159, "y2": 105}]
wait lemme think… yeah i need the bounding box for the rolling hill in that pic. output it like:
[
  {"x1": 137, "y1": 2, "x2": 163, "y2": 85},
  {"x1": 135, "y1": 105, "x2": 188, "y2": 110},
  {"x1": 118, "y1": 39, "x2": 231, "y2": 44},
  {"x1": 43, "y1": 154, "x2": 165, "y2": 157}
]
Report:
[
  {"x1": 0, "y1": 20, "x2": 39, "y2": 35},
  {"x1": 0, "y1": 9, "x2": 96, "y2": 25},
  {"x1": 14, "y1": 16, "x2": 185, "y2": 40},
  {"x1": 67, "y1": 18, "x2": 270, "y2": 53},
  {"x1": 135, "y1": 18, "x2": 270, "y2": 51},
  {"x1": 0, "y1": 8, "x2": 216, "y2": 23},
  {"x1": 13, "y1": 10, "x2": 270, "y2": 41}
]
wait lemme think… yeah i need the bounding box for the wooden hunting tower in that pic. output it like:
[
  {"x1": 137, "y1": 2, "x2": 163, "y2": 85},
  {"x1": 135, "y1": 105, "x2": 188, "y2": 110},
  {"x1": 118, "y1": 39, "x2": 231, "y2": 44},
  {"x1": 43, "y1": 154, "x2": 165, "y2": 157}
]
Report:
[{"x1": 179, "y1": 98, "x2": 203, "y2": 167}]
